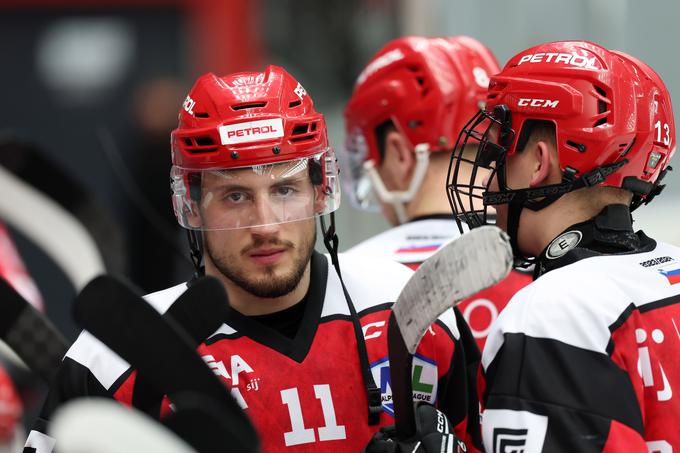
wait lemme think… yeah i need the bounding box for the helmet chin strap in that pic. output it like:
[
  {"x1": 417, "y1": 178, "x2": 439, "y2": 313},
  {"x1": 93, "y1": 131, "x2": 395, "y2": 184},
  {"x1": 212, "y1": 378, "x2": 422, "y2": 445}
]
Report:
[
  {"x1": 319, "y1": 212, "x2": 382, "y2": 425},
  {"x1": 364, "y1": 144, "x2": 430, "y2": 224}
]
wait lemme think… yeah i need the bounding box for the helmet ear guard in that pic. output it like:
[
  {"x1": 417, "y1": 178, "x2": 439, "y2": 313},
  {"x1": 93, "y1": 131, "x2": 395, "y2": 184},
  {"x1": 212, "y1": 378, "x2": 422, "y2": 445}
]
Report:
[
  {"x1": 343, "y1": 36, "x2": 501, "y2": 219},
  {"x1": 447, "y1": 41, "x2": 675, "y2": 265}
]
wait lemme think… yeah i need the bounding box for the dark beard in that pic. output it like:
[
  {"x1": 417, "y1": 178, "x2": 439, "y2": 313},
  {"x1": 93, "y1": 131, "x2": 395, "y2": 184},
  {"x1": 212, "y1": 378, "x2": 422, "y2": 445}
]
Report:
[{"x1": 205, "y1": 229, "x2": 316, "y2": 298}]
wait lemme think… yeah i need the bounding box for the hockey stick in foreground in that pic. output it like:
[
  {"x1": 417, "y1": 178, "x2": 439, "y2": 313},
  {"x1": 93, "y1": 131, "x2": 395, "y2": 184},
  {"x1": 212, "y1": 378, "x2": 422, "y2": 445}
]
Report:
[
  {"x1": 51, "y1": 398, "x2": 197, "y2": 453},
  {"x1": 73, "y1": 276, "x2": 259, "y2": 453},
  {"x1": 0, "y1": 277, "x2": 69, "y2": 384},
  {"x1": 131, "y1": 276, "x2": 230, "y2": 417},
  {"x1": 388, "y1": 225, "x2": 513, "y2": 439}
]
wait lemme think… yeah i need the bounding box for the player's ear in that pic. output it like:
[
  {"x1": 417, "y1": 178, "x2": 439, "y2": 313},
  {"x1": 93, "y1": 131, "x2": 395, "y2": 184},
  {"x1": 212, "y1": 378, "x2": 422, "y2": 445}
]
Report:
[
  {"x1": 529, "y1": 140, "x2": 555, "y2": 188},
  {"x1": 382, "y1": 130, "x2": 414, "y2": 189}
]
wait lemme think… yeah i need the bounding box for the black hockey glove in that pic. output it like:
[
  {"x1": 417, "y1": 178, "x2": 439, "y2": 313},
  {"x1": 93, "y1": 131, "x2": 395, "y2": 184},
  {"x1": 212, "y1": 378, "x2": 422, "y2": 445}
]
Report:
[{"x1": 363, "y1": 402, "x2": 466, "y2": 453}]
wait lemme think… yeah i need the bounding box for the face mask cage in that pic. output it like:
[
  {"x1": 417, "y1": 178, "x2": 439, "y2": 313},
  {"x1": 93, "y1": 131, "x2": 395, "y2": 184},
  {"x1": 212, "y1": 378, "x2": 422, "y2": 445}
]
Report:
[
  {"x1": 171, "y1": 148, "x2": 341, "y2": 231},
  {"x1": 447, "y1": 106, "x2": 514, "y2": 234}
]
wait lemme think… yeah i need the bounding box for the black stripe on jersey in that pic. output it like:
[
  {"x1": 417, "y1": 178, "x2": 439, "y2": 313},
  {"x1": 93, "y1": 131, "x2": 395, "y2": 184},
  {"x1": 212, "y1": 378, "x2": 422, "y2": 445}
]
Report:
[
  {"x1": 605, "y1": 302, "x2": 636, "y2": 356},
  {"x1": 317, "y1": 302, "x2": 396, "y2": 325},
  {"x1": 31, "y1": 356, "x2": 114, "y2": 436},
  {"x1": 605, "y1": 293, "x2": 680, "y2": 355},
  {"x1": 639, "y1": 292, "x2": 680, "y2": 313},
  {"x1": 484, "y1": 333, "x2": 643, "y2": 441},
  {"x1": 110, "y1": 366, "x2": 134, "y2": 395},
  {"x1": 204, "y1": 252, "x2": 329, "y2": 363}
]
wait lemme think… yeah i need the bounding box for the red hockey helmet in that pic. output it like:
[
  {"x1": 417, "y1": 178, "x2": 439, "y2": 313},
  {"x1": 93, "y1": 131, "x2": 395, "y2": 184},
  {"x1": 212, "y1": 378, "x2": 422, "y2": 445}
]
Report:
[
  {"x1": 448, "y1": 40, "x2": 675, "y2": 234},
  {"x1": 170, "y1": 66, "x2": 340, "y2": 230},
  {"x1": 343, "y1": 36, "x2": 500, "y2": 214}
]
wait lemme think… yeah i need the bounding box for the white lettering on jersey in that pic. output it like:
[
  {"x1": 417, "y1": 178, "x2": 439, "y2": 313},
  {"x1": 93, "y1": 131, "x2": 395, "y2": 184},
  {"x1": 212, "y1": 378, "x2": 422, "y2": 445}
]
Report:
[
  {"x1": 516, "y1": 52, "x2": 597, "y2": 69},
  {"x1": 636, "y1": 328, "x2": 673, "y2": 401},
  {"x1": 230, "y1": 354, "x2": 254, "y2": 386},
  {"x1": 482, "y1": 409, "x2": 547, "y2": 453},
  {"x1": 203, "y1": 354, "x2": 230, "y2": 380},
  {"x1": 362, "y1": 321, "x2": 385, "y2": 340},
  {"x1": 219, "y1": 118, "x2": 284, "y2": 145},
  {"x1": 517, "y1": 98, "x2": 559, "y2": 108},
  {"x1": 202, "y1": 354, "x2": 254, "y2": 386},
  {"x1": 356, "y1": 48, "x2": 405, "y2": 86},
  {"x1": 647, "y1": 440, "x2": 672, "y2": 453},
  {"x1": 182, "y1": 95, "x2": 196, "y2": 115}
]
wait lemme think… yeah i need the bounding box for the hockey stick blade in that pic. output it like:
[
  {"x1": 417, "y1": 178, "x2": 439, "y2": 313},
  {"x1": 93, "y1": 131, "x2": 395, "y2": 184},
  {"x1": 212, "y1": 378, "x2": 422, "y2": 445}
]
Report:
[
  {"x1": 73, "y1": 276, "x2": 259, "y2": 453},
  {"x1": 50, "y1": 397, "x2": 197, "y2": 453},
  {"x1": 0, "y1": 277, "x2": 68, "y2": 384},
  {"x1": 132, "y1": 276, "x2": 230, "y2": 417},
  {"x1": 389, "y1": 225, "x2": 512, "y2": 438}
]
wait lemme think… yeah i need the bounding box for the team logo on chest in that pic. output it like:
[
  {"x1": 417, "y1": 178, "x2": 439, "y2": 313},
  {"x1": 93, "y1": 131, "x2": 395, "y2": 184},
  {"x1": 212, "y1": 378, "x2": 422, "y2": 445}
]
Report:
[
  {"x1": 370, "y1": 354, "x2": 438, "y2": 416},
  {"x1": 202, "y1": 354, "x2": 260, "y2": 409}
]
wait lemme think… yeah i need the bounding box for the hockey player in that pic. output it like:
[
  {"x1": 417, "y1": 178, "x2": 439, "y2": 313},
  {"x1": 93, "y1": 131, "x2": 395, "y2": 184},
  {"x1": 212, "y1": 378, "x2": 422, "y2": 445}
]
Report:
[
  {"x1": 25, "y1": 66, "x2": 478, "y2": 452},
  {"x1": 447, "y1": 40, "x2": 678, "y2": 450},
  {"x1": 343, "y1": 36, "x2": 531, "y2": 350}
]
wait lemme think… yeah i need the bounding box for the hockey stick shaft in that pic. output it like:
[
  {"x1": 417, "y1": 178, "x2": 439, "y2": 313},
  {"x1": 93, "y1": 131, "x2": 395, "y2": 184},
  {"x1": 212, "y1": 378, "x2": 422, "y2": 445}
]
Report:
[
  {"x1": 0, "y1": 277, "x2": 68, "y2": 384},
  {"x1": 131, "y1": 276, "x2": 230, "y2": 417},
  {"x1": 73, "y1": 276, "x2": 259, "y2": 453},
  {"x1": 389, "y1": 226, "x2": 512, "y2": 438}
]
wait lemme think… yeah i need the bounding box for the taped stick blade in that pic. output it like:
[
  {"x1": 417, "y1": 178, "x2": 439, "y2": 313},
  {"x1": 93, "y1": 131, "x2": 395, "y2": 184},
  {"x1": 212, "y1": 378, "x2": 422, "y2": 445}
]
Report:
[{"x1": 393, "y1": 225, "x2": 512, "y2": 354}]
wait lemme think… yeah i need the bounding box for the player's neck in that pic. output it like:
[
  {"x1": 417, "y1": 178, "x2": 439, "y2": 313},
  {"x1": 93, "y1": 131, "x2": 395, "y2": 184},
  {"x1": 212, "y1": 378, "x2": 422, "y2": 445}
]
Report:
[
  {"x1": 518, "y1": 195, "x2": 617, "y2": 257},
  {"x1": 207, "y1": 263, "x2": 312, "y2": 316},
  {"x1": 404, "y1": 154, "x2": 457, "y2": 222}
]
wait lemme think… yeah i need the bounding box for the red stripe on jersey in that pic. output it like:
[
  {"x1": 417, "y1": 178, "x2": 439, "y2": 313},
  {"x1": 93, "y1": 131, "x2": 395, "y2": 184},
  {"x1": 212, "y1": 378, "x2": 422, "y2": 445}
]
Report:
[{"x1": 601, "y1": 419, "x2": 647, "y2": 453}]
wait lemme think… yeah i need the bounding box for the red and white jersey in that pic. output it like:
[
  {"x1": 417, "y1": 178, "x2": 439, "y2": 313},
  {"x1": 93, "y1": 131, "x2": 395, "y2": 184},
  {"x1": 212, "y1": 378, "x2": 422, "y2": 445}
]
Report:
[
  {"x1": 26, "y1": 252, "x2": 482, "y2": 453},
  {"x1": 481, "y1": 208, "x2": 680, "y2": 452},
  {"x1": 347, "y1": 216, "x2": 531, "y2": 351}
]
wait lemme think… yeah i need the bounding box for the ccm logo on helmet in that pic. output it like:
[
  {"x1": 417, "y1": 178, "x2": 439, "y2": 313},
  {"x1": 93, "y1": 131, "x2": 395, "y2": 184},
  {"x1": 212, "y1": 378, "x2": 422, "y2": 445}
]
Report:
[
  {"x1": 219, "y1": 118, "x2": 284, "y2": 145},
  {"x1": 518, "y1": 98, "x2": 559, "y2": 108},
  {"x1": 517, "y1": 52, "x2": 597, "y2": 68}
]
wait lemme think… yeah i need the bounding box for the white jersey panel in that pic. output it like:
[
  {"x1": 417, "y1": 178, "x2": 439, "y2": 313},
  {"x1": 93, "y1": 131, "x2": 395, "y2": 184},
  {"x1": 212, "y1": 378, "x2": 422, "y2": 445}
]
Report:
[
  {"x1": 483, "y1": 241, "x2": 680, "y2": 369},
  {"x1": 321, "y1": 252, "x2": 413, "y2": 316},
  {"x1": 346, "y1": 219, "x2": 460, "y2": 265},
  {"x1": 65, "y1": 282, "x2": 189, "y2": 390}
]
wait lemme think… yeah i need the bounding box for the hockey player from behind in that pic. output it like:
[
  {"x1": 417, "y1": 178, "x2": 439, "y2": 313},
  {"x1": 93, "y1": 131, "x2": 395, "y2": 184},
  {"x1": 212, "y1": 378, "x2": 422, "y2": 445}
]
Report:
[
  {"x1": 448, "y1": 40, "x2": 678, "y2": 451},
  {"x1": 25, "y1": 66, "x2": 478, "y2": 452},
  {"x1": 342, "y1": 36, "x2": 531, "y2": 351}
]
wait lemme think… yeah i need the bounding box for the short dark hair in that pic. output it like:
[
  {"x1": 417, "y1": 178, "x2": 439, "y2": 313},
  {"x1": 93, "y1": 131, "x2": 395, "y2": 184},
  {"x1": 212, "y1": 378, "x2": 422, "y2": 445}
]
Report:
[
  {"x1": 515, "y1": 119, "x2": 556, "y2": 153},
  {"x1": 375, "y1": 119, "x2": 397, "y2": 160}
]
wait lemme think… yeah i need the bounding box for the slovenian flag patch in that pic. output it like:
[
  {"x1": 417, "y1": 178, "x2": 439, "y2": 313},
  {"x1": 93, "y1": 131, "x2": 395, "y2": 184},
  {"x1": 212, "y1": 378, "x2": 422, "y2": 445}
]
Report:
[
  {"x1": 396, "y1": 244, "x2": 441, "y2": 254},
  {"x1": 659, "y1": 266, "x2": 680, "y2": 284}
]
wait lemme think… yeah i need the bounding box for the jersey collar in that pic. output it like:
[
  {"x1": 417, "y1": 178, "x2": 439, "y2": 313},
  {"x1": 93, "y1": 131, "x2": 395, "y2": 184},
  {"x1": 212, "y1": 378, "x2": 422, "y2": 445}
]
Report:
[{"x1": 534, "y1": 204, "x2": 656, "y2": 278}]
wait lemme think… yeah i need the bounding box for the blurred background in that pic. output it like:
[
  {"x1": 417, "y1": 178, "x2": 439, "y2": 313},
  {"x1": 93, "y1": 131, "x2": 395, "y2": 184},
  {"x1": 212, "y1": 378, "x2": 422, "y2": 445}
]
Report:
[{"x1": 1, "y1": 0, "x2": 679, "y2": 339}]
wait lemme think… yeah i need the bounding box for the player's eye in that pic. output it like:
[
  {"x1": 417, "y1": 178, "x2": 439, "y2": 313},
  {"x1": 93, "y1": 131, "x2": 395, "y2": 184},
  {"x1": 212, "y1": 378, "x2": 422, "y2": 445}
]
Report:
[
  {"x1": 273, "y1": 186, "x2": 297, "y2": 197},
  {"x1": 225, "y1": 192, "x2": 250, "y2": 203}
]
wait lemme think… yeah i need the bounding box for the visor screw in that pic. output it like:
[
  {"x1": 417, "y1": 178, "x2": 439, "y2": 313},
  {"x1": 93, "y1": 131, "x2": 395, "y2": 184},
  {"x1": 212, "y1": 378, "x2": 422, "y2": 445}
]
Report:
[
  {"x1": 408, "y1": 120, "x2": 420, "y2": 128},
  {"x1": 231, "y1": 151, "x2": 239, "y2": 159},
  {"x1": 272, "y1": 146, "x2": 281, "y2": 155},
  {"x1": 438, "y1": 136, "x2": 448, "y2": 146}
]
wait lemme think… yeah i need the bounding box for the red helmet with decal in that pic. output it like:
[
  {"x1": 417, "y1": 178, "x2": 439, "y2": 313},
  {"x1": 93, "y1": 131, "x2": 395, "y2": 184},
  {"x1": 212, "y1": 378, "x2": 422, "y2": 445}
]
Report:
[
  {"x1": 343, "y1": 36, "x2": 500, "y2": 215},
  {"x1": 170, "y1": 66, "x2": 340, "y2": 231},
  {"x1": 447, "y1": 40, "x2": 676, "y2": 235}
]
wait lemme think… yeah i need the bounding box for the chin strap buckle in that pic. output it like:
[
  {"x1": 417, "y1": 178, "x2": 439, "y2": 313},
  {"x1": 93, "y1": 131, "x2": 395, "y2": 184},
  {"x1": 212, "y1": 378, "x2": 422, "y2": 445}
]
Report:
[{"x1": 367, "y1": 386, "x2": 383, "y2": 425}]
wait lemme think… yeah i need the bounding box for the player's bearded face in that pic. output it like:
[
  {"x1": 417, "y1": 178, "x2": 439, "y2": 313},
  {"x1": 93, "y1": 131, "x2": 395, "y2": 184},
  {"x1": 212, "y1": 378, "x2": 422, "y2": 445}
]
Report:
[{"x1": 203, "y1": 215, "x2": 316, "y2": 299}]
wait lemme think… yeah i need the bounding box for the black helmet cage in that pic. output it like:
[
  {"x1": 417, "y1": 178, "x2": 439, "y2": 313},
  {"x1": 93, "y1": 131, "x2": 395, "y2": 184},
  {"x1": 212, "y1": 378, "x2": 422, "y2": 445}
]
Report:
[
  {"x1": 447, "y1": 104, "x2": 633, "y2": 268},
  {"x1": 446, "y1": 106, "x2": 515, "y2": 234}
]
